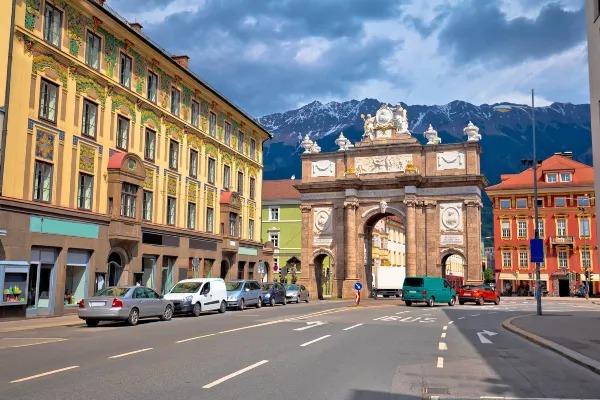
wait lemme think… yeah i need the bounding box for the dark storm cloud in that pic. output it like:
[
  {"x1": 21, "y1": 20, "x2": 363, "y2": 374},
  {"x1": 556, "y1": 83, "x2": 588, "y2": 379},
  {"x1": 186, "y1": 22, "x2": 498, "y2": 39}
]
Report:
[{"x1": 438, "y1": 1, "x2": 585, "y2": 66}]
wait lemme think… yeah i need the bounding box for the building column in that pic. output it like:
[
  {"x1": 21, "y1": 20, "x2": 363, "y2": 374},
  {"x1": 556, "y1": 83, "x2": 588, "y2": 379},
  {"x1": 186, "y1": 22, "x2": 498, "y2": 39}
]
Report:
[
  {"x1": 344, "y1": 200, "x2": 359, "y2": 280},
  {"x1": 424, "y1": 200, "x2": 439, "y2": 277},
  {"x1": 405, "y1": 198, "x2": 418, "y2": 277},
  {"x1": 465, "y1": 199, "x2": 483, "y2": 283},
  {"x1": 299, "y1": 204, "x2": 316, "y2": 298}
]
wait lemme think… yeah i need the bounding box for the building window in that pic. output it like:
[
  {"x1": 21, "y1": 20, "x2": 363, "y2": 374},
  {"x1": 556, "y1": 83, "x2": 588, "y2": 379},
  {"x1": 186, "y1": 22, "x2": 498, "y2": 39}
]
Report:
[
  {"x1": 500, "y1": 199, "x2": 510, "y2": 209},
  {"x1": 191, "y1": 100, "x2": 199, "y2": 127},
  {"x1": 578, "y1": 197, "x2": 590, "y2": 207},
  {"x1": 558, "y1": 250, "x2": 568, "y2": 269},
  {"x1": 546, "y1": 173, "x2": 557, "y2": 183},
  {"x1": 208, "y1": 157, "x2": 216, "y2": 184},
  {"x1": 536, "y1": 198, "x2": 544, "y2": 207},
  {"x1": 270, "y1": 207, "x2": 279, "y2": 221},
  {"x1": 237, "y1": 171, "x2": 244, "y2": 194},
  {"x1": 121, "y1": 183, "x2": 137, "y2": 218},
  {"x1": 555, "y1": 197, "x2": 566, "y2": 207},
  {"x1": 142, "y1": 190, "x2": 153, "y2": 221},
  {"x1": 144, "y1": 128, "x2": 156, "y2": 161},
  {"x1": 189, "y1": 149, "x2": 198, "y2": 178},
  {"x1": 250, "y1": 139, "x2": 256, "y2": 159},
  {"x1": 169, "y1": 140, "x2": 179, "y2": 170},
  {"x1": 147, "y1": 71, "x2": 158, "y2": 103},
  {"x1": 517, "y1": 220, "x2": 527, "y2": 238},
  {"x1": 119, "y1": 53, "x2": 132, "y2": 88},
  {"x1": 557, "y1": 219, "x2": 567, "y2": 236},
  {"x1": 224, "y1": 122, "x2": 231, "y2": 146},
  {"x1": 81, "y1": 100, "x2": 98, "y2": 138},
  {"x1": 223, "y1": 165, "x2": 231, "y2": 190},
  {"x1": 229, "y1": 212, "x2": 237, "y2": 236},
  {"x1": 77, "y1": 173, "x2": 93, "y2": 210},
  {"x1": 33, "y1": 161, "x2": 52, "y2": 202},
  {"x1": 580, "y1": 218, "x2": 591, "y2": 237},
  {"x1": 582, "y1": 250, "x2": 591, "y2": 270},
  {"x1": 238, "y1": 131, "x2": 244, "y2": 153},
  {"x1": 116, "y1": 116, "x2": 129, "y2": 150},
  {"x1": 249, "y1": 177, "x2": 256, "y2": 200},
  {"x1": 171, "y1": 87, "x2": 180, "y2": 117},
  {"x1": 560, "y1": 173, "x2": 571, "y2": 182},
  {"x1": 166, "y1": 196, "x2": 176, "y2": 225},
  {"x1": 269, "y1": 232, "x2": 279, "y2": 248},
  {"x1": 206, "y1": 207, "x2": 214, "y2": 232},
  {"x1": 537, "y1": 220, "x2": 544, "y2": 238},
  {"x1": 85, "y1": 31, "x2": 101, "y2": 70},
  {"x1": 502, "y1": 251, "x2": 512, "y2": 268},
  {"x1": 516, "y1": 199, "x2": 527, "y2": 209},
  {"x1": 39, "y1": 79, "x2": 58, "y2": 123},
  {"x1": 187, "y1": 202, "x2": 196, "y2": 229},
  {"x1": 209, "y1": 112, "x2": 216, "y2": 137},
  {"x1": 43, "y1": 3, "x2": 62, "y2": 48},
  {"x1": 501, "y1": 221, "x2": 510, "y2": 238},
  {"x1": 519, "y1": 251, "x2": 528, "y2": 268},
  {"x1": 249, "y1": 219, "x2": 254, "y2": 241}
]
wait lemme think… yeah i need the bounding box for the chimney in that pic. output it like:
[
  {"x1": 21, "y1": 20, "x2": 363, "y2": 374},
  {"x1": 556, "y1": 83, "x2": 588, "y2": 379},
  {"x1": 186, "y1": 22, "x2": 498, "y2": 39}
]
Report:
[
  {"x1": 130, "y1": 22, "x2": 143, "y2": 33},
  {"x1": 172, "y1": 55, "x2": 190, "y2": 69}
]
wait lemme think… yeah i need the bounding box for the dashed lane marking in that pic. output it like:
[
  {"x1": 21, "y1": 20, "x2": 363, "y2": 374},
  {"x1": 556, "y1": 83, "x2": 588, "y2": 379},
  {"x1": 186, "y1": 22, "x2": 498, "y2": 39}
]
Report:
[
  {"x1": 448, "y1": 321, "x2": 454, "y2": 325},
  {"x1": 202, "y1": 360, "x2": 268, "y2": 389},
  {"x1": 108, "y1": 348, "x2": 153, "y2": 359},
  {"x1": 10, "y1": 366, "x2": 79, "y2": 383},
  {"x1": 300, "y1": 335, "x2": 331, "y2": 347},
  {"x1": 457, "y1": 317, "x2": 465, "y2": 319},
  {"x1": 343, "y1": 323, "x2": 363, "y2": 331},
  {"x1": 443, "y1": 326, "x2": 447, "y2": 331},
  {"x1": 441, "y1": 333, "x2": 446, "y2": 338},
  {"x1": 437, "y1": 357, "x2": 444, "y2": 368},
  {"x1": 439, "y1": 342, "x2": 447, "y2": 350}
]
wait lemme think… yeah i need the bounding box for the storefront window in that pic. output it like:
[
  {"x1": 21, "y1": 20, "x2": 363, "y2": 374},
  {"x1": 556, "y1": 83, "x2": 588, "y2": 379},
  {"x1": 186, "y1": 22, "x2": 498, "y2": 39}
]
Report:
[
  {"x1": 142, "y1": 257, "x2": 155, "y2": 288},
  {"x1": 64, "y1": 265, "x2": 86, "y2": 306},
  {"x1": 203, "y1": 259, "x2": 214, "y2": 278},
  {"x1": 3, "y1": 273, "x2": 27, "y2": 303},
  {"x1": 162, "y1": 257, "x2": 176, "y2": 295}
]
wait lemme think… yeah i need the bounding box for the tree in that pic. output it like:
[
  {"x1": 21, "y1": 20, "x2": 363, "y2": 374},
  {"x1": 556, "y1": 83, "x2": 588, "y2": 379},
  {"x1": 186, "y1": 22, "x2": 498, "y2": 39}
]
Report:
[{"x1": 484, "y1": 268, "x2": 493, "y2": 283}]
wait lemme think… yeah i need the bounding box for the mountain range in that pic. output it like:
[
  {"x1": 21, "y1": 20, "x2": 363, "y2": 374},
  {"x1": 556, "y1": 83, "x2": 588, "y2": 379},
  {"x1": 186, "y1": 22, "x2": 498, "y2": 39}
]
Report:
[{"x1": 257, "y1": 98, "x2": 593, "y2": 243}]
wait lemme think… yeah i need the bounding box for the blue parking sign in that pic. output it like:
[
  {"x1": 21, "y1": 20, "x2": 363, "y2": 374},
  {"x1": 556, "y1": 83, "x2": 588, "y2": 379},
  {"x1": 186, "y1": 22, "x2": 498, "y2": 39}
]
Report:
[{"x1": 354, "y1": 282, "x2": 363, "y2": 291}]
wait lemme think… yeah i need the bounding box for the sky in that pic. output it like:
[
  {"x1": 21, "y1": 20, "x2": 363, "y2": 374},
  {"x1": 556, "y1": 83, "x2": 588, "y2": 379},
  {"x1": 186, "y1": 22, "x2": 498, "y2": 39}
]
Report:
[{"x1": 106, "y1": 0, "x2": 588, "y2": 117}]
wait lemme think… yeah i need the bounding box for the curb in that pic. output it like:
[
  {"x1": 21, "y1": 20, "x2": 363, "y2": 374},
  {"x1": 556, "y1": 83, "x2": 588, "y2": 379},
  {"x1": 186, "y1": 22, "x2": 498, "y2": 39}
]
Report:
[
  {"x1": 0, "y1": 320, "x2": 84, "y2": 333},
  {"x1": 502, "y1": 315, "x2": 600, "y2": 376}
]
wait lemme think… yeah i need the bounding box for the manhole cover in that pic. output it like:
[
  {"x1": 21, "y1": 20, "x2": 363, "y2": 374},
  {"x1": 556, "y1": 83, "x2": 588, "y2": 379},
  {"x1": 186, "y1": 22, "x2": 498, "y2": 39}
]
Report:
[{"x1": 423, "y1": 388, "x2": 450, "y2": 395}]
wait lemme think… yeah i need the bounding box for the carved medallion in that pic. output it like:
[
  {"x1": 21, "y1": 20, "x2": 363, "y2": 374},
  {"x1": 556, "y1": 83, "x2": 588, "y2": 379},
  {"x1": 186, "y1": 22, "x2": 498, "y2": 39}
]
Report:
[
  {"x1": 440, "y1": 202, "x2": 463, "y2": 233},
  {"x1": 313, "y1": 207, "x2": 333, "y2": 235}
]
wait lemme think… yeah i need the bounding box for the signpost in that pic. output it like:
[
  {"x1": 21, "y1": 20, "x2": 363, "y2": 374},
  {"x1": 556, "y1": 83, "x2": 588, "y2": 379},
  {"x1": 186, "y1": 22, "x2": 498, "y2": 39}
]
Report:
[
  {"x1": 354, "y1": 282, "x2": 362, "y2": 306},
  {"x1": 258, "y1": 261, "x2": 265, "y2": 283}
]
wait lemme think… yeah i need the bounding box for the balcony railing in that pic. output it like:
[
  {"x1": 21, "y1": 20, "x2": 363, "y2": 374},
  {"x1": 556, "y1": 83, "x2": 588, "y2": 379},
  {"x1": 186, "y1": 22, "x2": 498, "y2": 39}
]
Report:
[{"x1": 549, "y1": 236, "x2": 574, "y2": 246}]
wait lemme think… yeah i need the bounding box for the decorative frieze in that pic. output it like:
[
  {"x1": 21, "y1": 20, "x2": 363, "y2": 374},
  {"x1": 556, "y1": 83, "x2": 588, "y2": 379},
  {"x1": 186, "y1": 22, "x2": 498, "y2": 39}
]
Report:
[
  {"x1": 79, "y1": 145, "x2": 95, "y2": 173},
  {"x1": 437, "y1": 150, "x2": 465, "y2": 171},
  {"x1": 311, "y1": 160, "x2": 335, "y2": 177},
  {"x1": 354, "y1": 154, "x2": 413, "y2": 174}
]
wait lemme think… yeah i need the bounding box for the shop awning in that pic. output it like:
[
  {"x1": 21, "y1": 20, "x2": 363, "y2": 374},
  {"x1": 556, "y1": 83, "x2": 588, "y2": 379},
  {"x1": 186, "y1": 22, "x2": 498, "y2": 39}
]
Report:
[{"x1": 499, "y1": 272, "x2": 549, "y2": 281}]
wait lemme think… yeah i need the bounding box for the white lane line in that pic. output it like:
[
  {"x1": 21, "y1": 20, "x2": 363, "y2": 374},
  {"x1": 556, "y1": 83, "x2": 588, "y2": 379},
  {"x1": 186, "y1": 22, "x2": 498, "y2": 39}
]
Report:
[
  {"x1": 8, "y1": 338, "x2": 69, "y2": 348},
  {"x1": 442, "y1": 325, "x2": 448, "y2": 330},
  {"x1": 343, "y1": 323, "x2": 363, "y2": 331},
  {"x1": 439, "y1": 342, "x2": 447, "y2": 350},
  {"x1": 437, "y1": 357, "x2": 444, "y2": 368},
  {"x1": 489, "y1": 312, "x2": 497, "y2": 314},
  {"x1": 10, "y1": 366, "x2": 79, "y2": 383},
  {"x1": 300, "y1": 335, "x2": 331, "y2": 347},
  {"x1": 395, "y1": 311, "x2": 411, "y2": 315},
  {"x1": 457, "y1": 317, "x2": 465, "y2": 319},
  {"x1": 202, "y1": 360, "x2": 268, "y2": 389},
  {"x1": 441, "y1": 333, "x2": 446, "y2": 338},
  {"x1": 448, "y1": 321, "x2": 454, "y2": 325},
  {"x1": 471, "y1": 314, "x2": 480, "y2": 317},
  {"x1": 108, "y1": 348, "x2": 153, "y2": 359}
]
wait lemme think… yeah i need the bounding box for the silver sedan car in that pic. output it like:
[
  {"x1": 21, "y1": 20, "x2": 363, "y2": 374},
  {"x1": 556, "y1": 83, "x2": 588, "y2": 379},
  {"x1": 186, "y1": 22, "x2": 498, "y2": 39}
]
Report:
[
  {"x1": 78, "y1": 286, "x2": 173, "y2": 327},
  {"x1": 285, "y1": 284, "x2": 310, "y2": 303}
]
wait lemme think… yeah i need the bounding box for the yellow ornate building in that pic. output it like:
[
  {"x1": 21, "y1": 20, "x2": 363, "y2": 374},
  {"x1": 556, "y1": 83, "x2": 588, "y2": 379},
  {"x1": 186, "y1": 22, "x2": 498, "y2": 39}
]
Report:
[{"x1": 0, "y1": 0, "x2": 272, "y2": 318}]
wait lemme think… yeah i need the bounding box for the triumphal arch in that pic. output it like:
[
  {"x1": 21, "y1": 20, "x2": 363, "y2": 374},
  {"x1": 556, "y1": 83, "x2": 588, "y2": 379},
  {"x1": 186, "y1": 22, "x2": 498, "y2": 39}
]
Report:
[{"x1": 294, "y1": 103, "x2": 488, "y2": 299}]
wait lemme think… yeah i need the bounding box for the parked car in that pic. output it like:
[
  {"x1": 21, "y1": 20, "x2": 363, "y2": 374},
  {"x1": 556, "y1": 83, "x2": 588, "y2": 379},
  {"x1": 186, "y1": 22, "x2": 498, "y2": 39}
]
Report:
[
  {"x1": 226, "y1": 280, "x2": 262, "y2": 310},
  {"x1": 458, "y1": 284, "x2": 500, "y2": 305},
  {"x1": 164, "y1": 278, "x2": 228, "y2": 316},
  {"x1": 78, "y1": 286, "x2": 173, "y2": 327},
  {"x1": 402, "y1": 277, "x2": 457, "y2": 307},
  {"x1": 285, "y1": 284, "x2": 310, "y2": 303},
  {"x1": 261, "y1": 282, "x2": 287, "y2": 306}
]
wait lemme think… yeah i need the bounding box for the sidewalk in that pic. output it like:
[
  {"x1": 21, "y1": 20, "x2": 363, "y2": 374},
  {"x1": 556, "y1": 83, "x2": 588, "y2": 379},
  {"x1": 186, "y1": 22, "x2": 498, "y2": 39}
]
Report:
[
  {"x1": 0, "y1": 314, "x2": 83, "y2": 333},
  {"x1": 503, "y1": 313, "x2": 600, "y2": 375}
]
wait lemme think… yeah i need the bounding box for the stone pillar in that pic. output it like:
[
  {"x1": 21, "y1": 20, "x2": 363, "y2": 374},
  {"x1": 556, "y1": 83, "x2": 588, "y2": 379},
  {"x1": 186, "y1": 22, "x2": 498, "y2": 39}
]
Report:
[
  {"x1": 416, "y1": 202, "x2": 426, "y2": 276},
  {"x1": 405, "y1": 198, "x2": 418, "y2": 276},
  {"x1": 424, "y1": 200, "x2": 439, "y2": 277},
  {"x1": 299, "y1": 204, "x2": 316, "y2": 298},
  {"x1": 465, "y1": 200, "x2": 483, "y2": 283},
  {"x1": 342, "y1": 199, "x2": 359, "y2": 297}
]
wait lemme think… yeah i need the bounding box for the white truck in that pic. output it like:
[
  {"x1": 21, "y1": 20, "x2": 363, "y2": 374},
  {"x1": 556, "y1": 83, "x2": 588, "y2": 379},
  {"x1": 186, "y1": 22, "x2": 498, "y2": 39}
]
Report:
[{"x1": 372, "y1": 266, "x2": 406, "y2": 297}]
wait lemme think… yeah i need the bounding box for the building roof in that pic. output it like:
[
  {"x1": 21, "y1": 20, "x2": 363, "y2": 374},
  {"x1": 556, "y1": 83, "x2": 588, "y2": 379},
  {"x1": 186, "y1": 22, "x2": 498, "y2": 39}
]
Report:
[
  {"x1": 107, "y1": 152, "x2": 126, "y2": 169},
  {"x1": 486, "y1": 154, "x2": 594, "y2": 192},
  {"x1": 263, "y1": 180, "x2": 301, "y2": 200}
]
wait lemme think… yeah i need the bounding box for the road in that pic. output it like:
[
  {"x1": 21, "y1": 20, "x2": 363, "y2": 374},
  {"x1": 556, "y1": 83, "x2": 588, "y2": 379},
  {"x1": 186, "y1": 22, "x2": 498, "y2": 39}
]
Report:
[{"x1": 1, "y1": 299, "x2": 599, "y2": 400}]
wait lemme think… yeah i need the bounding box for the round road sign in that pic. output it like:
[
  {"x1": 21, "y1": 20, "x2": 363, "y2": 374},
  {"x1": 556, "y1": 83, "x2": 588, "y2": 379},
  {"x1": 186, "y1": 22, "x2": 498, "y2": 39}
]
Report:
[{"x1": 354, "y1": 282, "x2": 363, "y2": 291}]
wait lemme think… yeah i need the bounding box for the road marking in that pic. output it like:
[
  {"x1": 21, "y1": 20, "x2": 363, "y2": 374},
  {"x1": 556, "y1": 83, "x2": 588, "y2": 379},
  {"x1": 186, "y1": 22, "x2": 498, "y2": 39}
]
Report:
[
  {"x1": 470, "y1": 314, "x2": 480, "y2": 317},
  {"x1": 437, "y1": 357, "x2": 444, "y2": 368},
  {"x1": 489, "y1": 311, "x2": 497, "y2": 314},
  {"x1": 439, "y1": 342, "x2": 447, "y2": 350},
  {"x1": 448, "y1": 321, "x2": 454, "y2": 325},
  {"x1": 396, "y1": 311, "x2": 411, "y2": 314},
  {"x1": 457, "y1": 317, "x2": 465, "y2": 319},
  {"x1": 202, "y1": 360, "x2": 268, "y2": 389},
  {"x1": 442, "y1": 326, "x2": 447, "y2": 330},
  {"x1": 477, "y1": 330, "x2": 498, "y2": 344},
  {"x1": 294, "y1": 321, "x2": 326, "y2": 331},
  {"x1": 3, "y1": 338, "x2": 69, "y2": 348},
  {"x1": 343, "y1": 323, "x2": 363, "y2": 331},
  {"x1": 108, "y1": 348, "x2": 153, "y2": 359},
  {"x1": 10, "y1": 366, "x2": 79, "y2": 383},
  {"x1": 300, "y1": 335, "x2": 331, "y2": 347},
  {"x1": 441, "y1": 333, "x2": 446, "y2": 338}
]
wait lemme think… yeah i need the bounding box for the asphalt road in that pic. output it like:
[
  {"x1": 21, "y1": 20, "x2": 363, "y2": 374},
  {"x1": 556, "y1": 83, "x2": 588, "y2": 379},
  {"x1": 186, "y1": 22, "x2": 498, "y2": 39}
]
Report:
[{"x1": 1, "y1": 299, "x2": 599, "y2": 400}]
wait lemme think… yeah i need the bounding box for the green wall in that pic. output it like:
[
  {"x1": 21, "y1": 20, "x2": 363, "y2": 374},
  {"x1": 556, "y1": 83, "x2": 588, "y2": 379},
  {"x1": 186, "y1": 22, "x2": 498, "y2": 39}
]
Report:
[{"x1": 261, "y1": 202, "x2": 302, "y2": 273}]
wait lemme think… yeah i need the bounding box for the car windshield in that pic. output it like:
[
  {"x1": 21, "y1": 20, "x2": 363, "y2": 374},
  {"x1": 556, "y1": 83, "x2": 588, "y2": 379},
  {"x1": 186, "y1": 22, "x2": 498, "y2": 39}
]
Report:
[
  {"x1": 170, "y1": 282, "x2": 202, "y2": 293},
  {"x1": 226, "y1": 282, "x2": 243, "y2": 291},
  {"x1": 403, "y1": 278, "x2": 424, "y2": 287},
  {"x1": 286, "y1": 285, "x2": 299, "y2": 290},
  {"x1": 262, "y1": 284, "x2": 274, "y2": 292},
  {"x1": 462, "y1": 285, "x2": 477, "y2": 290},
  {"x1": 94, "y1": 287, "x2": 130, "y2": 297}
]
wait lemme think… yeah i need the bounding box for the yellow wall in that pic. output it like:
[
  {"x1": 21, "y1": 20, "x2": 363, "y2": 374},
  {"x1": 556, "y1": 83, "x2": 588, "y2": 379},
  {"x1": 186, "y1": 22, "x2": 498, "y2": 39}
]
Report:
[
  {"x1": 4, "y1": 0, "x2": 267, "y2": 241},
  {"x1": 0, "y1": 0, "x2": 14, "y2": 106}
]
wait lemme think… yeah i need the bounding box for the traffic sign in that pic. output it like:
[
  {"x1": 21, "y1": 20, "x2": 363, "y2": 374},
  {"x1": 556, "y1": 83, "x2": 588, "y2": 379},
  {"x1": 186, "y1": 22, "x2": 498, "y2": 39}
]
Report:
[
  {"x1": 354, "y1": 282, "x2": 363, "y2": 291},
  {"x1": 273, "y1": 264, "x2": 279, "y2": 272},
  {"x1": 530, "y1": 239, "x2": 544, "y2": 263}
]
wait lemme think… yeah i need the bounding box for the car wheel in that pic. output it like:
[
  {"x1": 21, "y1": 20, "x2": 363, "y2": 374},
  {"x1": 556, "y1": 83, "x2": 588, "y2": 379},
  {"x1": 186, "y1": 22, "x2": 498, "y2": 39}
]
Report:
[
  {"x1": 478, "y1": 296, "x2": 485, "y2": 306},
  {"x1": 494, "y1": 296, "x2": 500, "y2": 305},
  {"x1": 126, "y1": 308, "x2": 139, "y2": 326},
  {"x1": 192, "y1": 302, "x2": 201, "y2": 317},
  {"x1": 85, "y1": 319, "x2": 99, "y2": 327},
  {"x1": 405, "y1": 301, "x2": 412, "y2": 307},
  {"x1": 296, "y1": 296, "x2": 300, "y2": 304},
  {"x1": 256, "y1": 297, "x2": 262, "y2": 308},
  {"x1": 283, "y1": 296, "x2": 287, "y2": 305},
  {"x1": 219, "y1": 301, "x2": 226, "y2": 313},
  {"x1": 426, "y1": 296, "x2": 435, "y2": 307},
  {"x1": 305, "y1": 297, "x2": 310, "y2": 303},
  {"x1": 269, "y1": 297, "x2": 275, "y2": 307},
  {"x1": 459, "y1": 301, "x2": 465, "y2": 305},
  {"x1": 161, "y1": 305, "x2": 173, "y2": 321},
  {"x1": 448, "y1": 296, "x2": 456, "y2": 307},
  {"x1": 239, "y1": 299, "x2": 245, "y2": 311}
]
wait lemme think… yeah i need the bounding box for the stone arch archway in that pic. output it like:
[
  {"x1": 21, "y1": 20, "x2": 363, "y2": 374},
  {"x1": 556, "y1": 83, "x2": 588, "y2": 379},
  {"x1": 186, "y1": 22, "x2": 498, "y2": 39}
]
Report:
[
  {"x1": 311, "y1": 249, "x2": 334, "y2": 300},
  {"x1": 107, "y1": 247, "x2": 131, "y2": 286},
  {"x1": 440, "y1": 248, "x2": 467, "y2": 290}
]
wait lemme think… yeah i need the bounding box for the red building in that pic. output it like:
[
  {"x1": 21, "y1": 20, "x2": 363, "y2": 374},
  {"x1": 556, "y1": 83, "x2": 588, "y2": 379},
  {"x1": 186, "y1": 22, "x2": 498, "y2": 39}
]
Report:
[{"x1": 485, "y1": 153, "x2": 597, "y2": 297}]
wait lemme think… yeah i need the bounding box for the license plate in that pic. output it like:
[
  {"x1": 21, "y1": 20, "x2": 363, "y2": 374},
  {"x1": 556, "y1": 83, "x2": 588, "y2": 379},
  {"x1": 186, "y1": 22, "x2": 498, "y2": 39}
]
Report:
[
  {"x1": 409, "y1": 290, "x2": 417, "y2": 293},
  {"x1": 463, "y1": 292, "x2": 471, "y2": 296},
  {"x1": 89, "y1": 301, "x2": 106, "y2": 307}
]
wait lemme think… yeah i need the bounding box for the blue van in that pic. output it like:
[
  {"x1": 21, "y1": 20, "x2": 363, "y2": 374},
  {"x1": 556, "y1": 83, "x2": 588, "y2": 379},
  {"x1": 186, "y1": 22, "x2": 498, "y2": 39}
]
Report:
[{"x1": 402, "y1": 276, "x2": 456, "y2": 307}]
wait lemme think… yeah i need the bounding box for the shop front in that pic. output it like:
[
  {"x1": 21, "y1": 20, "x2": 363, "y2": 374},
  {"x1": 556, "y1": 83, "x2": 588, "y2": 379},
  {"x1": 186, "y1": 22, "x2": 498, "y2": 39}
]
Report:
[{"x1": 498, "y1": 272, "x2": 550, "y2": 296}]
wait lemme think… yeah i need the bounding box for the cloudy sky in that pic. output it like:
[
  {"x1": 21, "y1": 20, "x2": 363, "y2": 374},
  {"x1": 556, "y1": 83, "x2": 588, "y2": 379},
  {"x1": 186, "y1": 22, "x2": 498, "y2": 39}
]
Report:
[{"x1": 106, "y1": 0, "x2": 588, "y2": 116}]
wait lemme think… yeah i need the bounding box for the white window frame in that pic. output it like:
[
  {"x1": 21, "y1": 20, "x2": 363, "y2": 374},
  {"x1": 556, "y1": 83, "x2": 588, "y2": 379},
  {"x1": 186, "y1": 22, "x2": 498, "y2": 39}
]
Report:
[
  {"x1": 537, "y1": 220, "x2": 544, "y2": 238},
  {"x1": 502, "y1": 251, "x2": 512, "y2": 268},
  {"x1": 519, "y1": 251, "x2": 528, "y2": 268},
  {"x1": 580, "y1": 218, "x2": 591, "y2": 237},
  {"x1": 546, "y1": 173, "x2": 557, "y2": 183},
  {"x1": 558, "y1": 250, "x2": 568, "y2": 269},
  {"x1": 582, "y1": 249, "x2": 591, "y2": 269},
  {"x1": 269, "y1": 207, "x2": 280, "y2": 221},
  {"x1": 560, "y1": 173, "x2": 572, "y2": 182},
  {"x1": 557, "y1": 219, "x2": 567, "y2": 236},
  {"x1": 516, "y1": 199, "x2": 527, "y2": 209},
  {"x1": 501, "y1": 221, "x2": 510, "y2": 238},
  {"x1": 500, "y1": 199, "x2": 511, "y2": 209},
  {"x1": 517, "y1": 220, "x2": 527, "y2": 238},
  {"x1": 269, "y1": 232, "x2": 280, "y2": 248}
]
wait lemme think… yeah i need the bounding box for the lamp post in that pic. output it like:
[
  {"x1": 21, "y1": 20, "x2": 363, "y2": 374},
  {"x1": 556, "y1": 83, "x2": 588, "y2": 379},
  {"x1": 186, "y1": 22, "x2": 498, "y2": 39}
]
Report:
[{"x1": 494, "y1": 89, "x2": 542, "y2": 315}]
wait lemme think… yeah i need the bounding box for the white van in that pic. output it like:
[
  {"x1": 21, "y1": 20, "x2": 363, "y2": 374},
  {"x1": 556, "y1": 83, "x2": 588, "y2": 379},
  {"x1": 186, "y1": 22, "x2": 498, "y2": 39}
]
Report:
[{"x1": 164, "y1": 278, "x2": 227, "y2": 316}]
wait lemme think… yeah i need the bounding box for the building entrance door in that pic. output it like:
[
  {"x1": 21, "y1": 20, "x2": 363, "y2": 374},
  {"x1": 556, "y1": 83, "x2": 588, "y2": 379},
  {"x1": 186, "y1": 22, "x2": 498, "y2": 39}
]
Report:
[{"x1": 35, "y1": 264, "x2": 55, "y2": 315}]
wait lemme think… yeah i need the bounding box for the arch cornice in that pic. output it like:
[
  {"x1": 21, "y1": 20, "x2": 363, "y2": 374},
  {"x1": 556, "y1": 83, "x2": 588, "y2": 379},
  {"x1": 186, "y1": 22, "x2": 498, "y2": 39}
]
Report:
[
  {"x1": 440, "y1": 247, "x2": 466, "y2": 261},
  {"x1": 313, "y1": 248, "x2": 334, "y2": 262}
]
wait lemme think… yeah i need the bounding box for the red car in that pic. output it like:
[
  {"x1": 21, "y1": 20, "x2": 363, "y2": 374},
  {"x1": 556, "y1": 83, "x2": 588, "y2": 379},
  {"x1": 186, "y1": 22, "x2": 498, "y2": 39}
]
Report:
[{"x1": 458, "y1": 284, "x2": 500, "y2": 305}]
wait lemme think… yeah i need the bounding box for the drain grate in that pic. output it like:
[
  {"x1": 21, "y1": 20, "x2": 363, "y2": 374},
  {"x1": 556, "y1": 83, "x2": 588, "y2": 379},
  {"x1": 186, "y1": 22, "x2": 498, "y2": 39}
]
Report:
[{"x1": 423, "y1": 388, "x2": 450, "y2": 395}]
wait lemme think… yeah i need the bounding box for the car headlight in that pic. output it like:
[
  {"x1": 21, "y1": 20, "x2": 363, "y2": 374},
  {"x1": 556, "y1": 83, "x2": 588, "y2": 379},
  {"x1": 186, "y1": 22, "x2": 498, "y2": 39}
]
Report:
[
  {"x1": 183, "y1": 295, "x2": 193, "y2": 302},
  {"x1": 227, "y1": 295, "x2": 238, "y2": 301},
  {"x1": 264, "y1": 293, "x2": 271, "y2": 298}
]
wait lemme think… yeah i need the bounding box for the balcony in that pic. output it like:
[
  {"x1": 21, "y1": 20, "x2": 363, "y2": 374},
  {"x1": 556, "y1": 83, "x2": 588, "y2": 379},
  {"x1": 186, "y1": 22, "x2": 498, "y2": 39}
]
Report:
[{"x1": 549, "y1": 236, "x2": 574, "y2": 246}]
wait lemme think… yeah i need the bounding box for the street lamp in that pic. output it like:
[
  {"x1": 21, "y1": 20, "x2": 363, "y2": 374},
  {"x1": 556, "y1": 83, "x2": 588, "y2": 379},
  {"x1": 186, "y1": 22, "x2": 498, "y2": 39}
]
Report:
[{"x1": 494, "y1": 89, "x2": 542, "y2": 315}]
